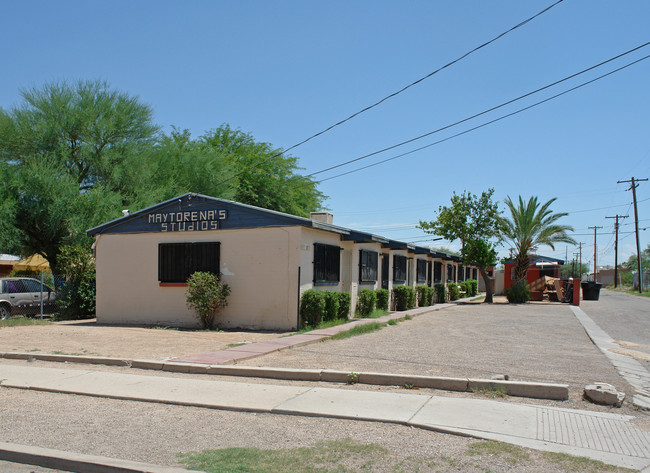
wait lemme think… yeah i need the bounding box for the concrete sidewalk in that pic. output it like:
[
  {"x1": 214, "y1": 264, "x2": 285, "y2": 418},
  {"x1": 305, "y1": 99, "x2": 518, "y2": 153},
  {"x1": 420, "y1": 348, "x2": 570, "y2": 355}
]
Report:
[{"x1": 1, "y1": 363, "x2": 649, "y2": 470}]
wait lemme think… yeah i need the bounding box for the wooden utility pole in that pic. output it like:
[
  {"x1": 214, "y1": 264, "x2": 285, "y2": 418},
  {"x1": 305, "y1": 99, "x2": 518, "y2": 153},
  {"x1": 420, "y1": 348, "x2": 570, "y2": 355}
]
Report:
[
  {"x1": 588, "y1": 226, "x2": 602, "y2": 282},
  {"x1": 605, "y1": 214, "x2": 628, "y2": 288},
  {"x1": 618, "y1": 177, "x2": 648, "y2": 293},
  {"x1": 578, "y1": 242, "x2": 583, "y2": 280}
]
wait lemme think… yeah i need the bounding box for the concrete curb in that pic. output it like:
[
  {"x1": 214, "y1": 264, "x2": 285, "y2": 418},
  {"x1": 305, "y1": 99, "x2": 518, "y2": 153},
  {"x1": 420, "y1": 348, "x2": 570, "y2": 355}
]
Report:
[
  {"x1": 0, "y1": 441, "x2": 198, "y2": 473},
  {"x1": 0, "y1": 351, "x2": 569, "y2": 400}
]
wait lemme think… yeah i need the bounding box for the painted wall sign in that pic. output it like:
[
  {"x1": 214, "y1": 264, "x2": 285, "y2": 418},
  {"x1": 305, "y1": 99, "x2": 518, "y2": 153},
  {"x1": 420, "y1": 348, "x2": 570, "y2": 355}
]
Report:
[{"x1": 147, "y1": 209, "x2": 228, "y2": 232}]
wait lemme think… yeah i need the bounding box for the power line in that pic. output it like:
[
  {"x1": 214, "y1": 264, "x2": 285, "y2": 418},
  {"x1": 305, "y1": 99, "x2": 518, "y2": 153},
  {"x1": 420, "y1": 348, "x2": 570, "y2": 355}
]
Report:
[
  {"x1": 317, "y1": 51, "x2": 650, "y2": 183},
  {"x1": 308, "y1": 42, "x2": 650, "y2": 179},
  {"x1": 211, "y1": 0, "x2": 565, "y2": 189}
]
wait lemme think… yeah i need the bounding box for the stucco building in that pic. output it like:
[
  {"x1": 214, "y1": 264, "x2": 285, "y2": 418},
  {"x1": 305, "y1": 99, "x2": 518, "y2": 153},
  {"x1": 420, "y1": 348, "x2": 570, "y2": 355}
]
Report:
[{"x1": 88, "y1": 193, "x2": 471, "y2": 330}]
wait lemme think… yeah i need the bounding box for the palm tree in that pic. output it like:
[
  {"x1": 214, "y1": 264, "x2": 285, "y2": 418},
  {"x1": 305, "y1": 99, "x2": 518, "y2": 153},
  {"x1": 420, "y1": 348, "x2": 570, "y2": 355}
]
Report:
[{"x1": 499, "y1": 196, "x2": 576, "y2": 284}]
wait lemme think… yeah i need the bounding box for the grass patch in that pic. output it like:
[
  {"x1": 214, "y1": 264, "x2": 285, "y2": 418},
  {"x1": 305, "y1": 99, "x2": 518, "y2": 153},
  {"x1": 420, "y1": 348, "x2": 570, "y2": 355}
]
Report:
[
  {"x1": 387, "y1": 319, "x2": 397, "y2": 325},
  {"x1": 178, "y1": 438, "x2": 388, "y2": 473},
  {"x1": 329, "y1": 322, "x2": 384, "y2": 340},
  {"x1": 226, "y1": 342, "x2": 247, "y2": 348},
  {"x1": 147, "y1": 325, "x2": 180, "y2": 330},
  {"x1": 470, "y1": 385, "x2": 507, "y2": 398},
  {"x1": 0, "y1": 317, "x2": 52, "y2": 328},
  {"x1": 292, "y1": 318, "x2": 349, "y2": 335},
  {"x1": 541, "y1": 451, "x2": 634, "y2": 472},
  {"x1": 364, "y1": 308, "x2": 389, "y2": 318},
  {"x1": 467, "y1": 440, "x2": 530, "y2": 463},
  {"x1": 470, "y1": 296, "x2": 484, "y2": 302}
]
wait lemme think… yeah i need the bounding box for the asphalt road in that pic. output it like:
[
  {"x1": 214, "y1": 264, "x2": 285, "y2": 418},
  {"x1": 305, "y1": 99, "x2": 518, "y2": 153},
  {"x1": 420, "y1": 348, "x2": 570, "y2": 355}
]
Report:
[
  {"x1": 581, "y1": 289, "x2": 650, "y2": 371},
  {"x1": 0, "y1": 460, "x2": 68, "y2": 473}
]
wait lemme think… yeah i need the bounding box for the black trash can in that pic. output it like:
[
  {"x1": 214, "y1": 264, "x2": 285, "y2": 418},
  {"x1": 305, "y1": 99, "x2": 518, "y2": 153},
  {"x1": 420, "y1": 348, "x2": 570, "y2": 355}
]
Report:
[{"x1": 581, "y1": 281, "x2": 602, "y2": 301}]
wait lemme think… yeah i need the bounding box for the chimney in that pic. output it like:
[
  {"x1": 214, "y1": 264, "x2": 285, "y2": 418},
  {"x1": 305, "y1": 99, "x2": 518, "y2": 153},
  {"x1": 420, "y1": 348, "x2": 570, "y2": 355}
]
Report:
[{"x1": 310, "y1": 212, "x2": 333, "y2": 225}]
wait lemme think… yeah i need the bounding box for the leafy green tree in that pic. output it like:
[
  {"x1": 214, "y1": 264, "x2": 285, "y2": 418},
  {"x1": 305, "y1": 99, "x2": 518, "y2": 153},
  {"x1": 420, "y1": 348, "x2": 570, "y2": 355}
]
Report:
[
  {"x1": 498, "y1": 196, "x2": 575, "y2": 287},
  {"x1": 200, "y1": 125, "x2": 325, "y2": 217},
  {"x1": 622, "y1": 244, "x2": 650, "y2": 271},
  {"x1": 0, "y1": 80, "x2": 158, "y2": 270},
  {"x1": 0, "y1": 80, "x2": 158, "y2": 191},
  {"x1": 560, "y1": 262, "x2": 589, "y2": 279},
  {"x1": 419, "y1": 189, "x2": 501, "y2": 303}
]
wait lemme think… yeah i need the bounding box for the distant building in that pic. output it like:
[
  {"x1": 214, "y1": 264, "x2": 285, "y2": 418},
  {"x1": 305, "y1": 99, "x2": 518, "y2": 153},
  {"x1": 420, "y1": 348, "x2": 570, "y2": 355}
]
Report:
[{"x1": 503, "y1": 255, "x2": 564, "y2": 289}]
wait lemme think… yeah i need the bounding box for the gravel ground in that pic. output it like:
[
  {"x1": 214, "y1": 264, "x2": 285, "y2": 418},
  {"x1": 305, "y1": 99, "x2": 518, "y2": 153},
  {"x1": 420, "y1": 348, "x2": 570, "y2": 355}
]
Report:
[
  {"x1": 1, "y1": 298, "x2": 648, "y2": 472},
  {"x1": 0, "y1": 388, "x2": 638, "y2": 473},
  {"x1": 240, "y1": 299, "x2": 635, "y2": 404},
  {"x1": 0, "y1": 320, "x2": 289, "y2": 359}
]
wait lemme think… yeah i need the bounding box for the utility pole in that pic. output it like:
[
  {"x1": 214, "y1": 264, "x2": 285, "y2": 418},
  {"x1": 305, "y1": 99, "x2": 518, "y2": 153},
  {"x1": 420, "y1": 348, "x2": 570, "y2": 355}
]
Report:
[
  {"x1": 618, "y1": 177, "x2": 648, "y2": 293},
  {"x1": 605, "y1": 214, "x2": 628, "y2": 288},
  {"x1": 578, "y1": 242, "x2": 583, "y2": 280},
  {"x1": 588, "y1": 226, "x2": 602, "y2": 282}
]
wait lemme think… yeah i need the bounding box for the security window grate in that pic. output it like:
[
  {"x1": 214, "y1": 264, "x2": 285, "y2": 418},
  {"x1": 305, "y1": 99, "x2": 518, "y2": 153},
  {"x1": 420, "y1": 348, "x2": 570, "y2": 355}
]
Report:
[
  {"x1": 393, "y1": 255, "x2": 407, "y2": 283},
  {"x1": 359, "y1": 249, "x2": 378, "y2": 282},
  {"x1": 314, "y1": 243, "x2": 341, "y2": 284},
  {"x1": 158, "y1": 242, "x2": 220, "y2": 283},
  {"x1": 416, "y1": 259, "x2": 427, "y2": 284}
]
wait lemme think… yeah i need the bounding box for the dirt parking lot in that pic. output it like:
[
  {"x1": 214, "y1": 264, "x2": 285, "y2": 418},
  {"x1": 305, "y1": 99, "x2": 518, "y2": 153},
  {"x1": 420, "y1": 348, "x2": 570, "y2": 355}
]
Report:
[{"x1": 0, "y1": 319, "x2": 290, "y2": 359}]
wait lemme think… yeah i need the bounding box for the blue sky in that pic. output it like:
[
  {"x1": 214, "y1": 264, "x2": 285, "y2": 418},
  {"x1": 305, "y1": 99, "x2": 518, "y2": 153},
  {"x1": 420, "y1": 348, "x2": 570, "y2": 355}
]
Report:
[{"x1": 2, "y1": 0, "x2": 649, "y2": 269}]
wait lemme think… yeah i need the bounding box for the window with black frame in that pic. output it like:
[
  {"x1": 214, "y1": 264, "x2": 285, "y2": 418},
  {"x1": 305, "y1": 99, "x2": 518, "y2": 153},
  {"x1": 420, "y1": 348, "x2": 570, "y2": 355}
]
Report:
[
  {"x1": 158, "y1": 242, "x2": 220, "y2": 283},
  {"x1": 314, "y1": 243, "x2": 340, "y2": 284},
  {"x1": 393, "y1": 255, "x2": 407, "y2": 283},
  {"x1": 434, "y1": 261, "x2": 442, "y2": 283},
  {"x1": 359, "y1": 249, "x2": 378, "y2": 283},
  {"x1": 416, "y1": 259, "x2": 427, "y2": 284}
]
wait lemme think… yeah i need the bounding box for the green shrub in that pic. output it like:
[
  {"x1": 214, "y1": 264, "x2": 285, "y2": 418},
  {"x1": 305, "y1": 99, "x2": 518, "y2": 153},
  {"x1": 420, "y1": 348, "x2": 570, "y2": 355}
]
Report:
[
  {"x1": 357, "y1": 288, "x2": 377, "y2": 317},
  {"x1": 407, "y1": 287, "x2": 416, "y2": 309},
  {"x1": 185, "y1": 272, "x2": 231, "y2": 329},
  {"x1": 54, "y1": 245, "x2": 96, "y2": 320},
  {"x1": 375, "y1": 288, "x2": 389, "y2": 311},
  {"x1": 448, "y1": 283, "x2": 459, "y2": 301},
  {"x1": 393, "y1": 286, "x2": 415, "y2": 311},
  {"x1": 506, "y1": 280, "x2": 530, "y2": 304},
  {"x1": 322, "y1": 291, "x2": 340, "y2": 321},
  {"x1": 300, "y1": 290, "x2": 326, "y2": 326},
  {"x1": 415, "y1": 286, "x2": 427, "y2": 307},
  {"x1": 459, "y1": 281, "x2": 469, "y2": 295},
  {"x1": 434, "y1": 283, "x2": 446, "y2": 303},
  {"x1": 467, "y1": 279, "x2": 478, "y2": 296},
  {"x1": 425, "y1": 286, "x2": 434, "y2": 306},
  {"x1": 337, "y1": 292, "x2": 351, "y2": 319}
]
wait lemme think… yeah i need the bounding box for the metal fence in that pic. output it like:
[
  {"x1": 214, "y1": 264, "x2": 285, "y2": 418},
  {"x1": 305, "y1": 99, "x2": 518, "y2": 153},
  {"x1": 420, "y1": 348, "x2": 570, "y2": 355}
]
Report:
[
  {"x1": 1, "y1": 272, "x2": 69, "y2": 318},
  {"x1": 633, "y1": 270, "x2": 650, "y2": 290}
]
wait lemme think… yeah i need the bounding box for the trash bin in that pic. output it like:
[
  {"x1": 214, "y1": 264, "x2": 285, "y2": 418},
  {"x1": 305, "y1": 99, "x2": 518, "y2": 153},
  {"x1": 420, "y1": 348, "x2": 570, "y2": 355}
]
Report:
[{"x1": 581, "y1": 281, "x2": 602, "y2": 301}]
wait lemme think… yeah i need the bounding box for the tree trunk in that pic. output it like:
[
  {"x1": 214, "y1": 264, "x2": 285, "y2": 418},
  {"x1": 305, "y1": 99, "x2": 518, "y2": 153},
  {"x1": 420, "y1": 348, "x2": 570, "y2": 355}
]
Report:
[
  {"x1": 479, "y1": 266, "x2": 494, "y2": 303},
  {"x1": 514, "y1": 253, "x2": 530, "y2": 284}
]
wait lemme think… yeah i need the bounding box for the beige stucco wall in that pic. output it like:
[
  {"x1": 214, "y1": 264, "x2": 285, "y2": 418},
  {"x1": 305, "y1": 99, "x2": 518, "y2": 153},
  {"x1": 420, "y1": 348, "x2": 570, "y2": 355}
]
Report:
[{"x1": 94, "y1": 226, "x2": 302, "y2": 330}]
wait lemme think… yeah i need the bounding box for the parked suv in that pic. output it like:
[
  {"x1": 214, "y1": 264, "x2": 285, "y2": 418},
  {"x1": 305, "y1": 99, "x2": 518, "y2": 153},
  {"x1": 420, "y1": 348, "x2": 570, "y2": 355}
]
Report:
[{"x1": 0, "y1": 277, "x2": 57, "y2": 319}]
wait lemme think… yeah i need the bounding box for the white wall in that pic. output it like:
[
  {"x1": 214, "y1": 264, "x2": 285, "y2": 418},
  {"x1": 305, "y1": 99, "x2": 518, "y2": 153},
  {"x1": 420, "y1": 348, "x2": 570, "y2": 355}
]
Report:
[{"x1": 95, "y1": 226, "x2": 302, "y2": 330}]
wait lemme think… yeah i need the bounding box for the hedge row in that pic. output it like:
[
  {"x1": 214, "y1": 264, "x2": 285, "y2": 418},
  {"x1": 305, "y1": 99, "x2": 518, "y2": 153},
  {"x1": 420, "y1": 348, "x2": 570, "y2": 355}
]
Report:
[{"x1": 300, "y1": 290, "x2": 351, "y2": 326}]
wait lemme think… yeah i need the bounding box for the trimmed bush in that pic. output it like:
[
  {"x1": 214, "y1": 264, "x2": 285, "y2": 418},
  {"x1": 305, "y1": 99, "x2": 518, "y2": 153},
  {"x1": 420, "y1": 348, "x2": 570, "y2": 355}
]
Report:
[
  {"x1": 434, "y1": 283, "x2": 446, "y2": 303},
  {"x1": 357, "y1": 288, "x2": 377, "y2": 317},
  {"x1": 415, "y1": 286, "x2": 428, "y2": 307},
  {"x1": 300, "y1": 289, "x2": 326, "y2": 326},
  {"x1": 448, "y1": 283, "x2": 459, "y2": 301},
  {"x1": 185, "y1": 271, "x2": 231, "y2": 329},
  {"x1": 459, "y1": 281, "x2": 469, "y2": 296},
  {"x1": 506, "y1": 280, "x2": 530, "y2": 304},
  {"x1": 322, "y1": 291, "x2": 340, "y2": 321},
  {"x1": 393, "y1": 285, "x2": 416, "y2": 311},
  {"x1": 425, "y1": 286, "x2": 434, "y2": 306},
  {"x1": 467, "y1": 279, "x2": 478, "y2": 296},
  {"x1": 376, "y1": 288, "x2": 389, "y2": 311},
  {"x1": 407, "y1": 287, "x2": 416, "y2": 309},
  {"x1": 337, "y1": 292, "x2": 351, "y2": 319}
]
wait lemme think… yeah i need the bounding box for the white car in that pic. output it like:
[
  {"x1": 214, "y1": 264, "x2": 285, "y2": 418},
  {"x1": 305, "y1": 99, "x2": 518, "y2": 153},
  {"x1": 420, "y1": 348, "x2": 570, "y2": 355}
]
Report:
[{"x1": 0, "y1": 277, "x2": 57, "y2": 319}]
